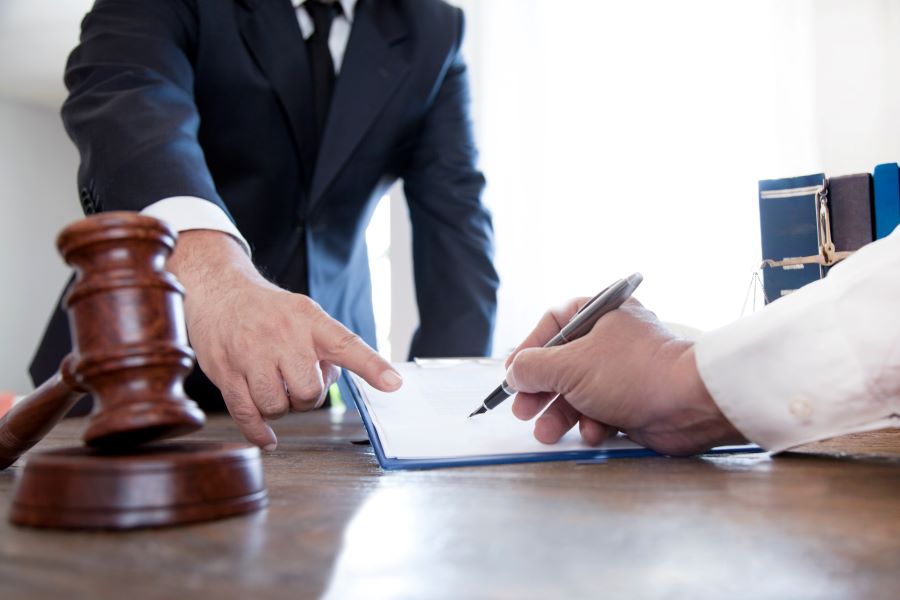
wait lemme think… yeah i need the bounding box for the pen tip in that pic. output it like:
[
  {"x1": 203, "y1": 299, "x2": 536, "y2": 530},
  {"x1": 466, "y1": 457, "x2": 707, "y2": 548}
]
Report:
[{"x1": 468, "y1": 406, "x2": 486, "y2": 418}]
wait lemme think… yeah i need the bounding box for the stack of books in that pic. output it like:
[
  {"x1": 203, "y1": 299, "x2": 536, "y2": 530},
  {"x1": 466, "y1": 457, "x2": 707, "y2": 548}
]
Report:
[{"x1": 758, "y1": 162, "x2": 900, "y2": 302}]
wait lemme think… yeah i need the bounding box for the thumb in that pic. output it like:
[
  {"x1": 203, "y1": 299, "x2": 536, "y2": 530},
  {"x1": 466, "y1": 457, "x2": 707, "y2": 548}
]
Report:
[{"x1": 506, "y1": 346, "x2": 569, "y2": 395}]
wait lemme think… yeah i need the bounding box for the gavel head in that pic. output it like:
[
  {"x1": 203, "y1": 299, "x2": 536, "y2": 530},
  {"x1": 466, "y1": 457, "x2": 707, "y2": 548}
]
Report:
[{"x1": 59, "y1": 212, "x2": 204, "y2": 447}]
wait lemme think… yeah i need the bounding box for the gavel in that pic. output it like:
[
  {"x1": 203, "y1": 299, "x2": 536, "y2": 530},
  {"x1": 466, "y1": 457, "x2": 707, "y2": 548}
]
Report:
[{"x1": 0, "y1": 212, "x2": 267, "y2": 529}]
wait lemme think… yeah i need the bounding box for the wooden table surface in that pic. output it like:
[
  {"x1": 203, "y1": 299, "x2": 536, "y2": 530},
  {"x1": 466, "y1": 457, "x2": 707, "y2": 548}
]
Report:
[{"x1": 1, "y1": 411, "x2": 898, "y2": 600}]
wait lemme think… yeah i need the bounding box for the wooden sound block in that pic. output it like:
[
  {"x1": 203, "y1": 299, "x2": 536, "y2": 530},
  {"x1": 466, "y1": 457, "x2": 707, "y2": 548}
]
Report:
[{"x1": 9, "y1": 442, "x2": 267, "y2": 530}]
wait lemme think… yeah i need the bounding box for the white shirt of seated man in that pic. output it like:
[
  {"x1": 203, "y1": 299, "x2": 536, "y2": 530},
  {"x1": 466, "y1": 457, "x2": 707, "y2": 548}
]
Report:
[{"x1": 695, "y1": 226, "x2": 900, "y2": 453}]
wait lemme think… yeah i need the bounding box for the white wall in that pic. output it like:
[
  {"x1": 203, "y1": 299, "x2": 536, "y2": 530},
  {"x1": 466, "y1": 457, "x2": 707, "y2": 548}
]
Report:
[
  {"x1": 455, "y1": 0, "x2": 900, "y2": 355},
  {"x1": 813, "y1": 0, "x2": 900, "y2": 174},
  {"x1": 388, "y1": 187, "x2": 417, "y2": 361},
  {"x1": 0, "y1": 100, "x2": 81, "y2": 393}
]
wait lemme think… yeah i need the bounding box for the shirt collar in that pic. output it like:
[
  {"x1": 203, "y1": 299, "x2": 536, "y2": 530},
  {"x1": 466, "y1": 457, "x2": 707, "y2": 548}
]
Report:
[{"x1": 294, "y1": 0, "x2": 357, "y2": 23}]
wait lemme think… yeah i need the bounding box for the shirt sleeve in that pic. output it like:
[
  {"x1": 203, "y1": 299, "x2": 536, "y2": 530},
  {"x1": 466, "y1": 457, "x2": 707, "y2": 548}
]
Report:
[
  {"x1": 141, "y1": 196, "x2": 251, "y2": 256},
  {"x1": 694, "y1": 227, "x2": 900, "y2": 453}
]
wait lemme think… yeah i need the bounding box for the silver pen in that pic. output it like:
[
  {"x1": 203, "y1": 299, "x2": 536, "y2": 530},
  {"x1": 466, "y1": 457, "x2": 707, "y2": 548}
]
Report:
[{"x1": 468, "y1": 273, "x2": 643, "y2": 418}]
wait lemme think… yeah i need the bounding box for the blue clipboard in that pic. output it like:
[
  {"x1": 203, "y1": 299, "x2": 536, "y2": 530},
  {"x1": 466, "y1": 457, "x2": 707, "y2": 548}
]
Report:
[{"x1": 345, "y1": 375, "x2": 762, "y2": 471}]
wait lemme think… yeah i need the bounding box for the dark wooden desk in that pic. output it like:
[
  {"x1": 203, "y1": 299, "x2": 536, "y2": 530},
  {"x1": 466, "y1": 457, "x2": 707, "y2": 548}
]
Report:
[{"x1": 1, "y1": 412, "x2": 898, "y2": 600}]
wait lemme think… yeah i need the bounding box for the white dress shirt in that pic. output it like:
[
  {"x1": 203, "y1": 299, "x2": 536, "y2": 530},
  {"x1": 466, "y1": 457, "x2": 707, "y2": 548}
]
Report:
[
  {"x1": 695, "y1": 227, "x2": 900, "y2": 453},
  {"x1": 140, "y1": 0, "x2": 359, "y2": 255}
]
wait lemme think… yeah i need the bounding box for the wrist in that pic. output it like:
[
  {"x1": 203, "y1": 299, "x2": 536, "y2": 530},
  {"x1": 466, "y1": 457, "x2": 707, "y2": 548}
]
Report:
[
  {"x1": 167, "y1": 230, "x2": 274, "y2": 315},
  {"x1": 168, "y1": 230, "x2": 266, "y2": 288},
  {"x1": 675, "y1": 346, "x2": 747, "y2": 448}
]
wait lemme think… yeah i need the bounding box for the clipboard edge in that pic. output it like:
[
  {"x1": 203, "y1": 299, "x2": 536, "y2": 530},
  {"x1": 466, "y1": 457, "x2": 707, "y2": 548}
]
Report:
[{"x1": 345, "y1": 372, "x2": 762, "y2": 471}]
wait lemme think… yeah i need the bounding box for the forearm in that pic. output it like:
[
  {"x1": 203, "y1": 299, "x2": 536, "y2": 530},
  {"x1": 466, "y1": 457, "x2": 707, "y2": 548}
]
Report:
[
  {"x1": 407, "y1": 208, "x2": 498, "y2": 357},
  {"x1": 403, "y1": 16, "x2": 499, "y2": 356}
]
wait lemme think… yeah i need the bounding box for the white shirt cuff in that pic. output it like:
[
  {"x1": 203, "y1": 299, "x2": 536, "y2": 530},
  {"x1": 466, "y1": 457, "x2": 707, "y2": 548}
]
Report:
[
  {"x1": 140, "y1": 196, "x2": 251, "y2": 256},
  {"x1": 694, "y1": 231, "x2": 900, "y2": 453}
]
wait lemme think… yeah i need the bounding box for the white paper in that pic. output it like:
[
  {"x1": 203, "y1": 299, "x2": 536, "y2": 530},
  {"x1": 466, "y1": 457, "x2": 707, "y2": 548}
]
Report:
[{"x1": 352, "y1": 361, "x2": 644, "y2": 460}]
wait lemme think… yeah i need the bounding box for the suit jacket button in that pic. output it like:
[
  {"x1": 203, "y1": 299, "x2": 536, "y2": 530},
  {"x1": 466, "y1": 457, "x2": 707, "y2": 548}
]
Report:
[{"x1": 80, "y1": 188, "x2": 94, "y2": 214}]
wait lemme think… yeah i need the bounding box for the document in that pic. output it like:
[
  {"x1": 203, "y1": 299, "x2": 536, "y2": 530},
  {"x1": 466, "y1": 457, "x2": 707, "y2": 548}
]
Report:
[
  {"x1": 351, "y1": 361, "x2": 758, "y2": 469},
  {"x1": 352, "y1": 361, "x2": 649, "y2": 466}
]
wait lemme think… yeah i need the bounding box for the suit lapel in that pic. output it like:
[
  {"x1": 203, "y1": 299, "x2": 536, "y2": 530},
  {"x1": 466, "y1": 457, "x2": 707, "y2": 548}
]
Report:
[
  {"x1": 308, "y1": 0, "x2": 411, "y2": 209},
  {"x1": 236, "y1": 0, "x2": 317, "y2": 182}
]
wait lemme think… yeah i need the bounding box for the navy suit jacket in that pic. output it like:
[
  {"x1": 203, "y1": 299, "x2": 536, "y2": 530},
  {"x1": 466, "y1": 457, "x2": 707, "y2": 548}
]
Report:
[{"x1": 29, "y1": 0, "x2": 499, "y2": 409}]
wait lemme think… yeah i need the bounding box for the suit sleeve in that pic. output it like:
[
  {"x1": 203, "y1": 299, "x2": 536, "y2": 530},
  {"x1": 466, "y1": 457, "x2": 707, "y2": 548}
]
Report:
[
  {"x1": 401, "y1": 8, "x2": 500, "y2": 359},
  {"x1": 62, "y1": 0, "x2": 231, "y2": 220}
]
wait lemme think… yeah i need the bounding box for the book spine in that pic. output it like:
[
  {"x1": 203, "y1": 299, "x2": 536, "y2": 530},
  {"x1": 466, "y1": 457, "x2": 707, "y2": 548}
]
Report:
[
  {"x1": 828, "y1": 173, "x2": 875, "y2": 252},
  {"x1": 873, "y1": 163, "x2": 900, "y2": 239},
  {"x1": 758, "y1": 174, "x2": 826, "y2": 303}
]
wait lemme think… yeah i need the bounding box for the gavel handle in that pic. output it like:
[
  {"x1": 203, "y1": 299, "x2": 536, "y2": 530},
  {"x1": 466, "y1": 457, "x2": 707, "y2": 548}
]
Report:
[{"x1": 0, "y1": 355, "x2": 85, "y2": 470}]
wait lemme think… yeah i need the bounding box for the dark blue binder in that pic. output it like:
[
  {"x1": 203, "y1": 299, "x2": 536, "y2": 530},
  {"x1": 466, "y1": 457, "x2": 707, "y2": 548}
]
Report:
[
  {"x1": 346, "y1": 375, "x2": 761, "y2": 471},
  {"x1": 873, "y1": 163, "x2": 900, "y2": 240},
  {"x1": 759, "y1": 173, "x2": 825, "y2": 303}
]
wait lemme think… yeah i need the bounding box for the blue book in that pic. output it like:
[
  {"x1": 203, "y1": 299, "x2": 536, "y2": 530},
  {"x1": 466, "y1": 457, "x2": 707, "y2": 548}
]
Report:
[
  {"x1": 873, "y1": 163, "x2": 900, "y2": 239},
  {"x1": 758, "y1": 174, "x2": 825, "y2": 303},
  {"x1": 347, "y1": 363, "x2": 759, "y2": 470}
]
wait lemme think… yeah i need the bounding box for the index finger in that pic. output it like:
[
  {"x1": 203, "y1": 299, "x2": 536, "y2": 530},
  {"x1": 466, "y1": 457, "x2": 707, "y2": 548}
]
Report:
[
  {"x1": 505, "y1": 296, "x2": 591, "y2": 368},
  {"x1": 312, "y1": 314, "x2": 402, "y2": 392}
]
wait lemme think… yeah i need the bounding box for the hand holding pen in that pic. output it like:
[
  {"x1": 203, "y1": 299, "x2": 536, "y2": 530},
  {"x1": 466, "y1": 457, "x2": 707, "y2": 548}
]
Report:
[
  {"x1": 468, "y1": 273, "x2": 643, "y2": 417},
  {"x1": 493, "y1": 277, "x2": 746, "y2": 455}
]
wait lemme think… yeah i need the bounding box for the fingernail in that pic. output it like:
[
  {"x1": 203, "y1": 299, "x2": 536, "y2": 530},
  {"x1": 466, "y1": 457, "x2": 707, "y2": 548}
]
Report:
[
  {"x1": 505, "y1": 368, "x2": 517, "y2": 389},
  {"x1": 381, "y1": 369, "x2": 403, "y2": 388},
  {"x1": 263, "y1": 443, "x2": 277, "y2": 452}
]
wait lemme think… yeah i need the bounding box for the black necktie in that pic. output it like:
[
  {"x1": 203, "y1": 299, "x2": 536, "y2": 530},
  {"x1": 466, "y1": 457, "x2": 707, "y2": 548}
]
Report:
[
  {"x1": 304, "y1": 0, "x2": 340, "y2": 154},
  {"x1": 279, "y1": 2, "x2": 340, "y2": 296}
]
